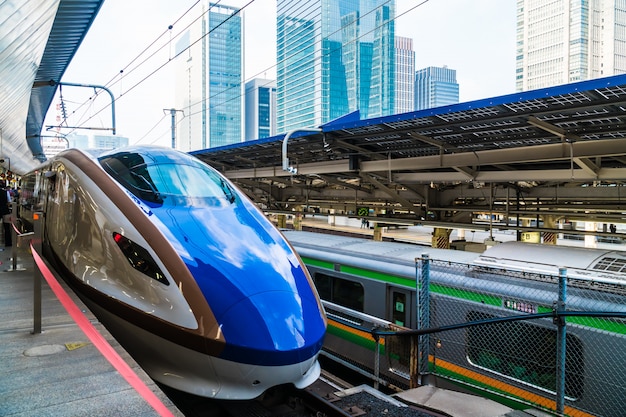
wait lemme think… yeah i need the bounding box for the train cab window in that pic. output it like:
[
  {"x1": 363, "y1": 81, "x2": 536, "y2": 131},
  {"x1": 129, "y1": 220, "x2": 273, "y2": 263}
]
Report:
[
  {"x1": 466, "y1": 311, "x2": 583, "y2": 399},
  {"x1": 313, "y1": 273, "x2": 364, "y2": 312},
  {"x1": 100, "y1": 151, "x2": 237, "y2": 205}
]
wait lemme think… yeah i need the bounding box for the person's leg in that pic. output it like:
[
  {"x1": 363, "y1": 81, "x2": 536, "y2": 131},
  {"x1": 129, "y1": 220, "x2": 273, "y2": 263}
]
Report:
[{"x1": 4, "y1": 222, "x2": 12, "y2": 246}]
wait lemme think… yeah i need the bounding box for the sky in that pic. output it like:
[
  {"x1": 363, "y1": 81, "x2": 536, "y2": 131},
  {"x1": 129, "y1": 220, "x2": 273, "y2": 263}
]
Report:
[{"x1": 46, "y1": 0, "x2": 517, "y2": 148}]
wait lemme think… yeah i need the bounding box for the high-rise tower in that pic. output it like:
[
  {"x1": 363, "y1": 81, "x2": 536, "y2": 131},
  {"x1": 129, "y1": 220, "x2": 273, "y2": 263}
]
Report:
[
  {"x1": 276, "y1": 0, "x2": 395, "y2": 133},
  {"x1": 394, "y1": 36, "x2": 414, "y2": 114},
  {"x1": 175, "y1": 2, "x2": 244, "y2": 151},
  {"x1": 516, "y1": 0, "x2": 626, "y2": 91},
  {"x1": 245, "y1": 79, "x2": 277, "y2": 140},
  {"x1": 414, "y1": 66, "x2": 459, "y2": 111}
]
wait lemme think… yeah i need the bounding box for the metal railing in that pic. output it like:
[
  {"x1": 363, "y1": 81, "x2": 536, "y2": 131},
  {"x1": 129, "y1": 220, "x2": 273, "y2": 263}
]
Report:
[{"x1": 323, "y1": 257, "x2": 626, "y2": 417}]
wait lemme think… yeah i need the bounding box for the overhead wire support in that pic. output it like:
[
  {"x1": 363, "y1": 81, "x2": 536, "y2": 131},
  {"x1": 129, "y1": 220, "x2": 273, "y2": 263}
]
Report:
[
  {"x1": 164, "y1": 108, "x2": 184, "y2": 149},
  {"x1": 47, "y1": 81, "x2": 117, "y2": 135}
]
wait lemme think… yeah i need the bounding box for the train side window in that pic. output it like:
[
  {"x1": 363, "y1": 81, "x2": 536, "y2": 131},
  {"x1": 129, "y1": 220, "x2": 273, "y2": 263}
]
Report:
[
  {"x1": 313, "y1": 273, "x2": 332, "y2": 301},
  {"x1": 466, "y1": 311, "x2": 583, "y2": 399},
  {"x1": 313, "y1": 273, "x2": 364, "y2": 312},
  {"x1": 392, "y1": 292, "x2": 407, "y2": 326}
]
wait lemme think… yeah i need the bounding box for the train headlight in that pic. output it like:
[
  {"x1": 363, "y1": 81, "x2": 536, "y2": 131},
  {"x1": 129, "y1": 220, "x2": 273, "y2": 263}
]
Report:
[{"x1": 112, "y1": 232, "x2": 169, "y2": 285}]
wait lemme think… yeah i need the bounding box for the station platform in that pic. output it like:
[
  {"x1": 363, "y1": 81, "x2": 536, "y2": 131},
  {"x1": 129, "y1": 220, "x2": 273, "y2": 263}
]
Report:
[
  {"x1": 0, "y1": 241, "x2": 182, "y2": 416},
  {"x1": 293, "y1": 214, "x2": 626, "y2": 252}
]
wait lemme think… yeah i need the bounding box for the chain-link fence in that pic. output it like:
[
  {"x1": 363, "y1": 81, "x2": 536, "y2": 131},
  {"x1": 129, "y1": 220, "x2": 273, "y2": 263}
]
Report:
[
  {"x1": 413, "y1": 258, "x2": 626, "y2": 417},
  {"x1": 323, "y1": 258, "x2": 626, "y2": 417}
]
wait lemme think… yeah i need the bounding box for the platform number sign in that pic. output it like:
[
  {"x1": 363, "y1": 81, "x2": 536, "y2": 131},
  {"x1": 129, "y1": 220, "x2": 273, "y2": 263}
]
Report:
[{"x1": 357, "y1": 207, "x2": 369, "y2": 217}]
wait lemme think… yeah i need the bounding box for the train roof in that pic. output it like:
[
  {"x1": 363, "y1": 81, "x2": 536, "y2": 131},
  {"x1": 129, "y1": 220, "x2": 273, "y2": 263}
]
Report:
[
  {"x1": 284, "y1": 231, "x2": 626, "y2": 283},
  {"x1": 283, "y1": 230, "x2": 481, "y2": 264},
  {"x1": 475, "y1": 241, "x2": 626, "y2": 277}
]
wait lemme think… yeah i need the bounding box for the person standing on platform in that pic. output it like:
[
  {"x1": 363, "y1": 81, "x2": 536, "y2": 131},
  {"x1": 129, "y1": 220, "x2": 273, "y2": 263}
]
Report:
[{"x1": 0, "y1": 185, "x2": 12, "y2": 247}]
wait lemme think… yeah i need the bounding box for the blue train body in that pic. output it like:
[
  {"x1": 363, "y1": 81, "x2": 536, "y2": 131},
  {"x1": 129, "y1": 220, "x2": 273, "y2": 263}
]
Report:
[{"x1": 20, "y1": 146, "x2": 326, "y2": 399}]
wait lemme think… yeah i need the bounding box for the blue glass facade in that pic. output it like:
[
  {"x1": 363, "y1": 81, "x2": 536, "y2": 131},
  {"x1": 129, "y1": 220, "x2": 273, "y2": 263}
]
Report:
[
  {"x1": 207, "y1": 4, "x2": 243, "y2": 148},
  {"x1": 414, "y1": 66, "x2": 459, "y2": 111},
  {"x1": 245, "y1": 79, "x2": 276, "y2": 140},
  {"x1": 277, "y1": 0, "x2": 395, "y2": 133}
]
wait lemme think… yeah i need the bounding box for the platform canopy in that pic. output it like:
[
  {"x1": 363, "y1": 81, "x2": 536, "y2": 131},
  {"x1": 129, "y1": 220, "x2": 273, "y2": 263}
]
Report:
[
  {"x1": 192, "y1": 74, "x2": 626, "y2": 223},
  {"x1": 0, "y1": 0, "x2": 104, "y2": 175}
]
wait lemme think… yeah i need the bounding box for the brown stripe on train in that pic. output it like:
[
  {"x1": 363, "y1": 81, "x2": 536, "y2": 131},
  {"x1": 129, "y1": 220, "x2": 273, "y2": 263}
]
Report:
[{"x1": 61, "y1": 149, "x2": 226, "y2": 355}]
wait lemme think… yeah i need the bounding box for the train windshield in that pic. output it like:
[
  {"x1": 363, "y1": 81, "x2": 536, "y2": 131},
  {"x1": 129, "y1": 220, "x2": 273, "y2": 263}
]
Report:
[{"x1": 99, "y1": 152, "x2": 237, "y2": 205}]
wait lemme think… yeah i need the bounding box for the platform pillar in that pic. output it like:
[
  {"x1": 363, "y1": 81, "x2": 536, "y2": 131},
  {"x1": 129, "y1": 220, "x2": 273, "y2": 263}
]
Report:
[
  {"x1": 584, "y1": 221, "x2": 597, "y2": 248},
  {"x1": 293, "y1": 213, "x2": 302, "y2": 231},
  {"x1": 431, "y1": 228, "x2": 451, "y2": 249},
  {"x1": 542, "y1": 215, "x2": 558, "y2": 245},
  {"x1": 277, "y1": 214, "x2": 287, "y2": 228},
  {"x1": 373, "y1": 223, "x2": 383, "y2": 241}
]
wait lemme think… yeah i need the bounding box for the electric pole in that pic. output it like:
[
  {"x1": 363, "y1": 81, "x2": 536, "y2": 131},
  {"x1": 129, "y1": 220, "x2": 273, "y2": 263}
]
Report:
[{"x1": 164, "y1": 108, "x2": 184, "y2": 149}]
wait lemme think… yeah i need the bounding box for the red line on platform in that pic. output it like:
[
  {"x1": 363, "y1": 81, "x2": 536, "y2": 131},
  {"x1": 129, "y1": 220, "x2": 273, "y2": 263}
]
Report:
[{"x1": 30, "y1": 243, "x2": 176, "y2": 417}]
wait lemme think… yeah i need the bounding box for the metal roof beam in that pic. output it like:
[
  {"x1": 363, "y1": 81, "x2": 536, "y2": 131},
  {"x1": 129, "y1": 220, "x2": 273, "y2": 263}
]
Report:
[
  {"x1": 407, "y1": 132, "x2": 461, "y2": 152},
  {"x1": 452, "y1": 166, "x2": 476, "y2": 180},
  {"x1": 359, "y1": 173, "x2": 417, "y2": 213},
  {"x1": 316, "y1": 174, "x2": 372, "y2": 192},
  {"x1": 573, "y1": 157, "x2": 599, "y2": 177},
  {"x1": 225, "y1": 160, "x2": 350, "y2": 179},
  {"x1": 361, "y1": 138, "x2": 626, "y2": 172},
  {"x1": 394, "y1": 167, "x2": 626, "y2": 183},
  {"x1": 331, "y1": 139, "x2": 386, "y2": 160},
  {"x1": 527, "y1": 115, "x2": 582, "y2": 141}
]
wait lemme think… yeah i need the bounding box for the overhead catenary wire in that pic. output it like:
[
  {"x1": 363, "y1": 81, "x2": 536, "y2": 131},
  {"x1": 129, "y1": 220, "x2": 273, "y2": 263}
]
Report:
[
  {"x1": 61, "y1": 0, "x2": 254, "y2": 137},
  {"x1": 57, "y1": 0, "x2": 431, "y2": 144},
  {"x1": 60, "y1": 1, "x2": 210, "y2": 133},
  {"x1": 181, "y1": 0, "x2": 429, "y2": 132}
]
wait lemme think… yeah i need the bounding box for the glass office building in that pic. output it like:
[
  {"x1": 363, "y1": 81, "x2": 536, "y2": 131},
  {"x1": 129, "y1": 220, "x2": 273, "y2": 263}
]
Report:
[
  {"x1": 276, "y1": 0, "x2": 395, "y2": 133},
  {"x1": 516, "y1": 0, "x2": 626, "y2": 91},
  {"x1": 175, "y1": 2, "x2": 244, "y2": 151},
  {"x1": 414, "y1": 66, "x2": 459, "y2": 111},
  {"x1": 245, "y1": 78, "x2": 277, "y2": 140},
  {"x1": 394, "y1": 36, "x2": 415, "y2": 114}
]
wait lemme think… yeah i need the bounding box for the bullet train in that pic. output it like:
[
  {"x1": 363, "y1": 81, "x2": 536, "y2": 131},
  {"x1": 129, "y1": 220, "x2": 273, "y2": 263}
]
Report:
[
  {"x1": 18, "y1": 146, "x2": 326, "y2": 399},
  {"x1": 283, "y1": 230, "x2": 626, "y2": 417}
]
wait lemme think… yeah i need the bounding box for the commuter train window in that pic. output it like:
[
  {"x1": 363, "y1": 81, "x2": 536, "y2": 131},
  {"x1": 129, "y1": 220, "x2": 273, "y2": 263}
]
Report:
[
  {"x1": 392, "y1": 292, "x2": 406, "y2": 326},
  {"x1": 466, "y1": 311, "x2": 583, "y2": 399},
  {"x1": 313, "y1": 273, "x2": 364, "y2": 312}
]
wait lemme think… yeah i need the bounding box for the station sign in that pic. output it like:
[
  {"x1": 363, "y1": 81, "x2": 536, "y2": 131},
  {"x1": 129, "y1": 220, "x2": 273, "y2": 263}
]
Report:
[{"x1": 520, "y1": 232, "x2": 541, "y2": 243}]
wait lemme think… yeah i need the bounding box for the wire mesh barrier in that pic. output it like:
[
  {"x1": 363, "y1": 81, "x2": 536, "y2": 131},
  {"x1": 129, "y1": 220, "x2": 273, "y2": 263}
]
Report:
[
  {"x1": 321, "y1": 258, "x2": 626, "y2": 417},
  {"x1": 414, "y1": 258, "x2": 626, "y2": 417}
]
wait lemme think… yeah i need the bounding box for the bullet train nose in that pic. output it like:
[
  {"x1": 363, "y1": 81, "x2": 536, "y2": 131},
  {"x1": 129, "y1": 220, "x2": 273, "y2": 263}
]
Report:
[{"x1": 216, "y1": 290, "x2": 326, "y2": 366}]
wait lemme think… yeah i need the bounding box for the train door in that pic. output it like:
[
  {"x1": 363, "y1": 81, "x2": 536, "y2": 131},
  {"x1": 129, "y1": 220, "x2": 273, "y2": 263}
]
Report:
[{"x1": 387, "y1": 287, "x2": 415, "y2": 328}]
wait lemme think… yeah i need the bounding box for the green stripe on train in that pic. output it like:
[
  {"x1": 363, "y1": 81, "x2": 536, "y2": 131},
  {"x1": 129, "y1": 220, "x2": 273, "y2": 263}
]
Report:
[
  {"x1": 302, "y1": 257, "x2": 501, "y2": 306},
  {"x1": 537, "y1": 306, "x2": 626, "y2": 334},
  {"x1": 432, "y1": 364, "x2": 530, "y2": 410},
  {"x1": 304, "y1": 257, "x2": 626, "y2": 334},
  {"x1": 326, "y1": 322, "x2": 382, "y2": 352}
]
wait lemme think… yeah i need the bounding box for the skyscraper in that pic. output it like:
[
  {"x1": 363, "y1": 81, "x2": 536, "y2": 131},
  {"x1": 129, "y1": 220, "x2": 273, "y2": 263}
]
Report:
[
  {"x1": 175, "y1": 2, "x2": 244, "y2": 151},
  {"x1": 245, "y1": 79, "x2": 277, "y2": 140},
  {"x1": 276, "y1": 0, "x2": 395, "y2": 134},
  {"x1": 394, "y1": 36, "x2": 414, "y2": 114},
  {"x1": 414, "y1": 66, "x2": 459, "y2": 111},
  {"x1": 516, "y1": 0, "x2": 626, "y2": 91}
]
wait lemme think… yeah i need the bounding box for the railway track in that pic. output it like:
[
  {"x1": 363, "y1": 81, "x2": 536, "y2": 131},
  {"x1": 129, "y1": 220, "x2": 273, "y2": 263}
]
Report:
[{"x1": 159, "y1": 367, "x2": 443, "y2": 417}]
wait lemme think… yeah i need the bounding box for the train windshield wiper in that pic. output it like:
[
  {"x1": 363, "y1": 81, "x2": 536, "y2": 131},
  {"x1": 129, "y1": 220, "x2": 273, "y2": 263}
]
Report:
[
  {"x1": 219, "y1": 179, "x2": 235, "y2": 204},
  {"x1": 130, "y1": 172, "x2": 163, "y2": 203}
]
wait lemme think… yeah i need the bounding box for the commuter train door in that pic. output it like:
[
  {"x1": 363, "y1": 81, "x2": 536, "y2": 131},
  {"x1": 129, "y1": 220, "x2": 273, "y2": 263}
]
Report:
[{"x1": 388, "y1": 287, "x2": 415, "y2": 328}]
